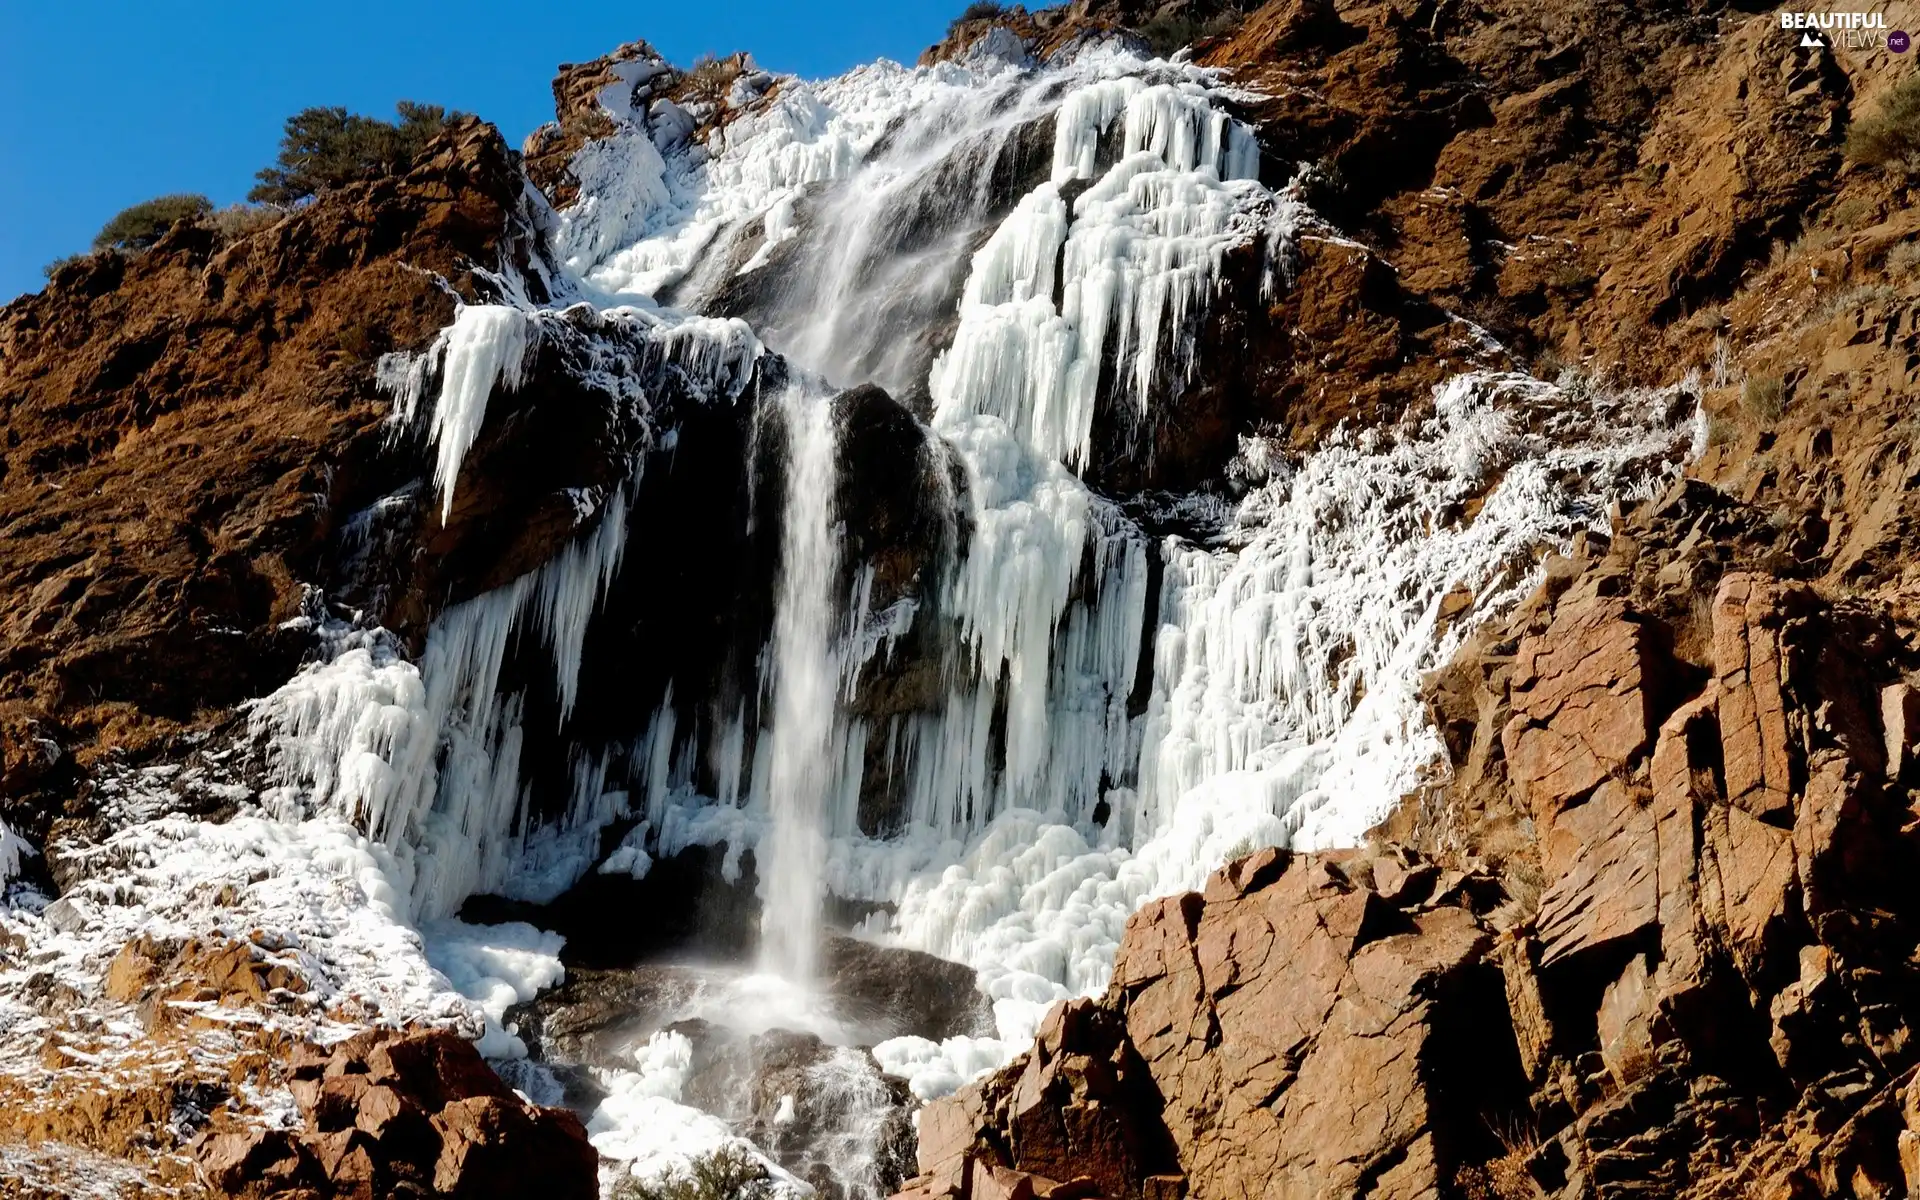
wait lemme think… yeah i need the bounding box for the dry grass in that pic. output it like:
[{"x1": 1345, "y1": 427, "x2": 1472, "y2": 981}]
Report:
[
  {"x1": 207, "y1": 203, "x2": 282, "y2": 242},
  {"x1": 1846, "y1": 73, "x2": 1920, "y2": 175},
  {"x1": 1456, "y1": 1116, "x2": 1543, "y2": 1200},
  {"x1": 680, "y1": 54, "x2": 743, "y2": 106},
  {"x1": 1814, "y1": 282, "x2": 1898, "y2": 323},
  {"x1": 1740, "y1": 375, "x2": 1785, "y2": 422}
]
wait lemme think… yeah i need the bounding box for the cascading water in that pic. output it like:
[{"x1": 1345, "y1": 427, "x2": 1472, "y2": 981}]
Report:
[
  {"x1": 235, "y1": 33, "x2": 1705, "y2": 1198},
  {"x1": 758, "y1": 386, "x2": 844, "y2": 983}
]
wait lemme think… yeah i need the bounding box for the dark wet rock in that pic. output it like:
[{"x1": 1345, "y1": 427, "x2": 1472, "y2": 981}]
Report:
[
  {"x1": 822, "y1": 935, "x2": 992, "y2": 1043},
  {"x1": 506, "y1": 963, "x2": 708, "y2": 1069},
  {"x1": 464, "y1": 843, "x2": 762, "y2": 967}
]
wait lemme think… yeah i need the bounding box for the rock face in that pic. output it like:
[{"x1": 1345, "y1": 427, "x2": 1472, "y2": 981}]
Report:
[
  {"x1": 190, "y1": 1028, "x2": 596, "y2": 1200},
  {"x1": 0, "y1": 118, "x2": 601, "y2": 838},
  {"x1": 898, "y1": 847, "x2": 1518, "y2": 1200},
  {"x1": 909, "y1": 471, "x2": 1920, "y2": 1198}
]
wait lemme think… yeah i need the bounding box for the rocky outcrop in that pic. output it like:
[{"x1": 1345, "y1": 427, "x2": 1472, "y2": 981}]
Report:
[
  {"x1": 897, "y1": 846, "x2": 1520, "y2": 1200},
  {"x1": 190, "y1": 1028, "x2": 596, "y2": 1200},
  {"x1": 0, "y1": 120, "x2": 554, "y2": 829}
]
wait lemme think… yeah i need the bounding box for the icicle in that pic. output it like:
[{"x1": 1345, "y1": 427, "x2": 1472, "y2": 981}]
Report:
[{"x1": 382, "y1": 306, "x2": 537, "y2": 524}]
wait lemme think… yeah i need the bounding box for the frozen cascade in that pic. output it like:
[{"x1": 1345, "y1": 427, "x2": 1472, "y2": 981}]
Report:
[
  {"x1": 591, "y1": 46, "x2": 1269, "y2": 876},
  {"x1": 230, "y1": 34, "x2": 1705, "y2": 1189},
  {"x1": 894, "y1": 67, "x2": 1264, "y2": 836},
  {"x1": 568, "y1": 46, "x2": 1261, "y2": 407},
  {"x1": 867, "y1": 371, "x2": 1700, "y2": 1096},
  {"x1": 255, "y1": 302, "x2": 767, "y2": 923},
  {"x1": 758, "y1": 386, "x2": 846, "y2": 982},
  {"x1": 252, "y1": 485, "x2": 632, "y2": 920}
]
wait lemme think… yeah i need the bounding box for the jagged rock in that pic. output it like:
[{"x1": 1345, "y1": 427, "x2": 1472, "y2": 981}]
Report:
[
  {"x1": 906, "y1": 845, "x2": 1532, "y2": 1200},
  {"x1": 105, "y1": 934, "x2": 311, "y2": 1030},
  {"x1": 192, "y1": 1027, "x2": 594, "y2": 1200},
  {"x1": 1501, "y1": 598, "x2": 1658, "y2": 822}
]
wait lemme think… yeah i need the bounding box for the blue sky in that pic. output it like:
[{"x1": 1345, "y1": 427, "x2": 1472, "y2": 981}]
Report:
[{"x1": 0, "y1": 1, "x2": 965, "y2": 303}]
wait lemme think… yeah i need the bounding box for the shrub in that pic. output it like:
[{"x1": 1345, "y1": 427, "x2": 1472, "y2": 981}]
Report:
[
  {"x1": 957, "y1": 1, "x2": 1009, "y2": 21},
  {"x1": 42, "y1": 253, "x2": 92, "y2": 279},
  {"x1": 1741, "y1": 375, "x2": 1785, "y2": 422},
  {"x1": 208, "y1": 202, "x2": 282, "y2": 241},
  {"x1": 249, "y1": 101, "x2": 466, "y2": 206},
  {"x1": 1814, "y1": 282, "x2": 1897, "y2": 322},
  {"x1": 611, "y1": 1146, "x2": 775, "y2": 1200},
  {"x1": 1827, "y1": 195, "x2": 1874, "y2": 228},
  {"x1": 1138, "y1": 11, "x2": 1238, "y2": 56},
  {"x1": 91, "y1": 193, "x2": 214, "y2": 252},
  {"x1": 1845, "y1": 73, "x2": 1920, "y2": 173},
  {"x1": 1889, "y1": 239, "x2": 1920, "y2": 276}
]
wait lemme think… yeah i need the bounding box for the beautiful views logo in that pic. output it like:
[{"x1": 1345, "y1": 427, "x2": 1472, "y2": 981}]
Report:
[{"x1": 1778, "y1": 11, "x2": 1903, "y2": 50}]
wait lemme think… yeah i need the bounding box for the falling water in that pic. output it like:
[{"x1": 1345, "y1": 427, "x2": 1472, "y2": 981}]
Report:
[
  {"x1": 758, "y1": 385, "x2": 843, "y2": 981},
  {"x1": 245, "y1": 37, "x2": 1704, "y2": 1192}
]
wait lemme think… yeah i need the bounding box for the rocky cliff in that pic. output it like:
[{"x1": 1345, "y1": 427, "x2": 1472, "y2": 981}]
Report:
[
  {"x1": 0, "y1": 0, "x2": 1917, "y2": 1197},
  {"x1": 894, "y1": 1, "x2": 1920, "y2": 1198}
]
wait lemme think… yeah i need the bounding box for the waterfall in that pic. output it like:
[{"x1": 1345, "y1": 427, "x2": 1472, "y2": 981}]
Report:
[
  {"x1": 758, "y1": 386, "x2": 845, "y2": 982},
  {"x1": 239, "y1": 40, "x2": 1705, "y2": 1187}
]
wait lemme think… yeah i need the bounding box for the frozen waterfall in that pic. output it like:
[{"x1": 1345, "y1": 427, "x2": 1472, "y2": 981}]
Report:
[{"x1": 244, "y1": 37, "x2": 1703, "y2": 1165}]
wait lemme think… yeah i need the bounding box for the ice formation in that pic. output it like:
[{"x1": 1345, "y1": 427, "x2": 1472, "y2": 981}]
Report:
[
  {"x1": 286, "y1": 37, "x2": 1696, "y2": 1108},
  {"x1": 0, "y1": 819, "x2": 34, "y2": 886},
  {"x1": 249, "y1": 485, "x2": 633, "y2": 921},
  {"x1": 868, "y1": 370, "x2": 1699, "y2": 1090},
  {"x1": 421, "y1": 919, "x2": 567, "y2": 1059},
  {"x1": 5, "y1": 32, "x2": 1711, "y2": 1197},
  {"x1": 380, "y1": 304, "x2": 535, "y2": 522}
]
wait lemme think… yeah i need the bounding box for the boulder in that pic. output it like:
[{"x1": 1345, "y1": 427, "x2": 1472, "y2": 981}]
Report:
[{"x1": 193, "y1": 1028, "x2": 594, "y2": 1200}]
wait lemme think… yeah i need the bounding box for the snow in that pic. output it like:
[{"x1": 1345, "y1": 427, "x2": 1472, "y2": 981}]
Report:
[
  {"x1": 0, "y1": 758, "x2": 504, "y2": 1084},
  {"x1": 0, "y1": 819, "x2": 35, "y2": 886},
  {"x1": 421, "y1": 919, "x2": 567, "y2": 1059}
]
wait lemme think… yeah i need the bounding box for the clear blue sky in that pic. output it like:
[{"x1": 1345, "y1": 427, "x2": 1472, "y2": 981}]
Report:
[{"x1": 0, "y1": 1, "x2": 966, "y2": 304}]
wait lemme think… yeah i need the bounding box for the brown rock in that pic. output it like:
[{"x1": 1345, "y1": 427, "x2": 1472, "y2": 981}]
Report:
[
  {"x1": 971, "y1": 1159, "x2": 1038, "y2": 1200},
  {"x1": 1535, "y1": 780, "x2": 1659, "y2": 966},
  {"x1": 1712, "y1": 574, "x2": 1802, "y2": 822},
  {"x1": 917, "y1": 1082, "x2": 988, "y2": 1189},
  {"x1": 1883, "y1": 682, "x2": 1919, "y2": 785},
  {"x1": 1594, "y1": 953, "x2": 1655, "y2": 1089},
  {"x1": 1502, "y1": 599, "x2": 1657, "y2": 820},
  {"x1": 430, "y1": 1095, "x2": 597, "y2": 1200},
  {"x1": 194, "y1": 1127, "x2": 308, "y2": 1194}
]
